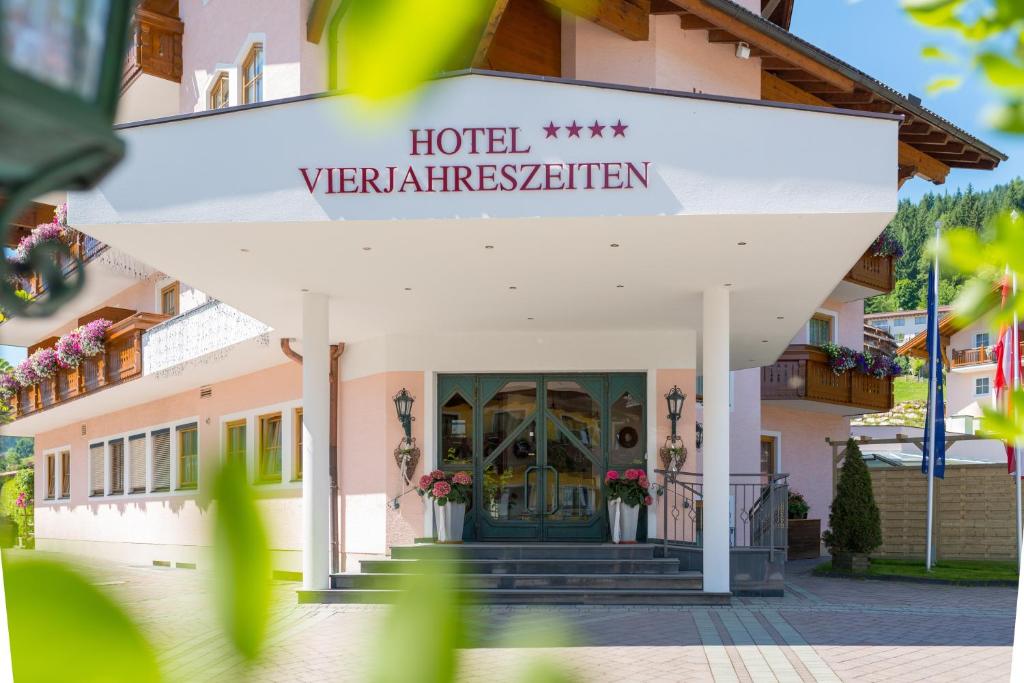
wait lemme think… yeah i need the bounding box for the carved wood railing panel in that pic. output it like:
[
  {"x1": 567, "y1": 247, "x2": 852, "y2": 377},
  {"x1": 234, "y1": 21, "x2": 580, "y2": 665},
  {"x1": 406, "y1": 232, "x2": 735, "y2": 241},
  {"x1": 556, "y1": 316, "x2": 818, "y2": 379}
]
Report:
[
  {"x1": 123, "y1": 8, "x2": 184, "y2": 89},
  {"x1": 843, "y1": 253, "x2": 894, "y2": 294},
  {"x1": 761, "y1": 344, "x2": 894, "y2": 412}
]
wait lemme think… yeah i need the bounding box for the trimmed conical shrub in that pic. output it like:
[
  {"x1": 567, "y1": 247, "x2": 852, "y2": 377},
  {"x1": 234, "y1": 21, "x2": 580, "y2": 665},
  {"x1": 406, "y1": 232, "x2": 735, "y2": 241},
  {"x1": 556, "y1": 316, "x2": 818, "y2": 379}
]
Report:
[{"x1": 823, "y1": 438, "x2": 882, "y2": 556}]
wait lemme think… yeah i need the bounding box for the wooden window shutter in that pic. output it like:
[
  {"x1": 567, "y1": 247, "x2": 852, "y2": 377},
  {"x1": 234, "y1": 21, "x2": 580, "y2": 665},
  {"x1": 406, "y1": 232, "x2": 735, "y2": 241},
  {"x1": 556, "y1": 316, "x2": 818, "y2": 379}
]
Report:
[
  {"x1": 151, "y1": 429, "x2": 171, "y2": 492},
  {"x1": 60, "y1": 451, "x2": 71, "y2": 498},
  {"x1": 129, "y1": 435, "x2": 146, "y2": 493},
  {"x1": 90, "y1": 443, "x2": 105, "y2": 496},
  {"x1": 109, "y1": 439, "x2": 125, "y2": 495},
  {"x1": 46, "y1": 454, "x2": 55, "y2": 499}
]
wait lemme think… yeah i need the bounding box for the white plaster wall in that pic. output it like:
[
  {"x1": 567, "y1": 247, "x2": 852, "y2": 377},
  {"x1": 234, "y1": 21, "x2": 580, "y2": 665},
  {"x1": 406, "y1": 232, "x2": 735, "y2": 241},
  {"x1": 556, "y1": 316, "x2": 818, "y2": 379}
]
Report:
[
  {"x1": 116, "y1": 75, "x2": 180, "y2": 125},
  {"x1": 730, "y1": 368, "x2": 761, "y2": 473}
]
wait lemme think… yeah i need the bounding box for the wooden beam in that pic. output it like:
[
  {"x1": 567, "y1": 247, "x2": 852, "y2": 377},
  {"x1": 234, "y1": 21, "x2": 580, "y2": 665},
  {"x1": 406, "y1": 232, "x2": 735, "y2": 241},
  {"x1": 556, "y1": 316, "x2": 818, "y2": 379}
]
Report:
[
  {"x1": 760, "y1": 56, "x2": 802, "y2": 71},
  {"x1": 898, "y1": 164, "x2": 917, "y2": 189},
  {"x1": 550, "y1": 0, "x2": 651, "y2": 41},
  {"x1": 761, "y1": 72, "x2": 950, "y2": 184},
  {"x1": 820, "y1": 91, "x2": 875, "y2": 105},
  {"x1": 707, "y1": 29, "x2": 739, "y2": 43},
  {"x1": 307, "y1": 0, "x2": 335, "y2": 44},
  {"x1": 674, "y1": 0, "x2": 855, "y2": 92},
  {"x1": 900, "y1": 130, "x2": 948, "y2": 145},
  {"x1": 679, "y1": 13, "x2": 715, "y2": 30},
  {"x1": 915, "y1": 140, "x2": 965, "y2": 154},
  {"x1": 900, "y1": 120, "x2": 931, "y2": 135},
  {"x1": 472, "y1": 0, "x2": 512, "y2": 67}
]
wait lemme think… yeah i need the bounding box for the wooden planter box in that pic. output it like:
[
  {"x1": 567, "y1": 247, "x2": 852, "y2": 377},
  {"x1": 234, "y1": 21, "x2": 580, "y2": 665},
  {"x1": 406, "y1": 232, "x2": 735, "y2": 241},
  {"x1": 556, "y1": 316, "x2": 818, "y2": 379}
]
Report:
[{"x1": 787, "y1": 518, "x2": 821, "y2": 560}]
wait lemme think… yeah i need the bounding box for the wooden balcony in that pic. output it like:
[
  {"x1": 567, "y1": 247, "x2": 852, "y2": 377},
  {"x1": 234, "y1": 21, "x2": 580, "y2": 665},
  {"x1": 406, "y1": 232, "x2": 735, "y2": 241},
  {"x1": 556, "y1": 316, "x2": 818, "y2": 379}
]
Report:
[
  {"x1": 951, "y1": 342, "x2": 1021, "y2": 369},
  {"x1": 843, "y1": 251, "x2": 895, "y2": 295},
  {"x1": 10, "y1": 313, "x2": 169, "y2": 421},
  {"x1": 122, "y1": 1, "x2": 183, "y2": 90},
  {"x1": 761, "y1": 344, "x2": 894, "y2": 414},
  {"x1": 13, "y1": 230, "x2": 107, "y2": 299}
]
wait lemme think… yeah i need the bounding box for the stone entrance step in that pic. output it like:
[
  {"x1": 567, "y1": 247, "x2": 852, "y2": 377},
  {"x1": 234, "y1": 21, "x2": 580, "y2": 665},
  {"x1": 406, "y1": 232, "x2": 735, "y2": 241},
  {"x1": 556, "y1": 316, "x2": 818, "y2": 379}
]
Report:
[{"x1": 297, "y1": 543, "x2": 727, "y2": 606}]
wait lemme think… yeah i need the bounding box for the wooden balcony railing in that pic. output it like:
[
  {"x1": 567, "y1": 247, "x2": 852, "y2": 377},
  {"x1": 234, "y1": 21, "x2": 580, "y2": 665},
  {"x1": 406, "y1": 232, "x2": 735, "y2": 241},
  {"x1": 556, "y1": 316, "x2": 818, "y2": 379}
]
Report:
[
  {"x1": 761, "y1": 344, "x2": 894, "y2": 413},
  {"x1": 13, "y1": 230, "x2": 107, "y2": 300},
  {"x1": 10, "y1": 313, "x2": 169, "y2": 421},
  {"x1": 843, "y1": 251, "x2": 895, "y2": 294},
  {"x1": 122, "y1": 4, "x2": 183, "y2": 90},
  {"x1": 951, "y1": 342, "x2": 1022, "y2": 368}
]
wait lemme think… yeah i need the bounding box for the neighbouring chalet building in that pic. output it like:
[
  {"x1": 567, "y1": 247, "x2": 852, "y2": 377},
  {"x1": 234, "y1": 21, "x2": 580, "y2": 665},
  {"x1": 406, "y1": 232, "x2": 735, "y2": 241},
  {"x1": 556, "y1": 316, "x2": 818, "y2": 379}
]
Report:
[
  {"x1": 0, "y1": 0, "x2": 1003, "y2": 599},
  {"x1": 866, "y1": 307, "x2": 953, "y2": 345}
]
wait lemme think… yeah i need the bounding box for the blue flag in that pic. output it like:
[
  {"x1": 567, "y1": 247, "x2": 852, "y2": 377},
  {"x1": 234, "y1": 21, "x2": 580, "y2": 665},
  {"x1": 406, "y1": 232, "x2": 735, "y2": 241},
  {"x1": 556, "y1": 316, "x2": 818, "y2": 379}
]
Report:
[{"x1": 922, "y1": 259, "x2": 945, "y2": 479}]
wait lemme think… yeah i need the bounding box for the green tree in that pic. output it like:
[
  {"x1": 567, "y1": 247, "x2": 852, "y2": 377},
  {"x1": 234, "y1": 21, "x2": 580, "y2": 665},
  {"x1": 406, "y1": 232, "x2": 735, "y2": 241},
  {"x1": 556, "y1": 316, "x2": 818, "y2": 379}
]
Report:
[{"x1": 823, "y1": 439, "x2": 882, "y2": 559}]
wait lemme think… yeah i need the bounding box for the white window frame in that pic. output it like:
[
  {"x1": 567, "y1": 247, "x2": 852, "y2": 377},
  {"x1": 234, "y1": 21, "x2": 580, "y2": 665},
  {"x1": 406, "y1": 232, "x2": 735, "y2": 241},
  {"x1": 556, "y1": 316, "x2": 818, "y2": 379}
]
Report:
[
  {"x1": 975, "y1": 376, "x2": 991, "y2": 397},
  {"x1": 85, "y1": 416, "x2": 200, "y2": 500},
  {"x1": 893, "y1": 317, "x2": 905, "y2": 327},
  {"x1": 232, "y1": 34, "x2": 267, "y2": 105},
  {"x1": 975, "y1": 332, "x2": 990, "y2": 349},
  {"x1": 805, "y1": 308, "x2": 839, "y2": 346},
  {"x1": 219, "y1": 399, "x2": 301, "y2": 488}
]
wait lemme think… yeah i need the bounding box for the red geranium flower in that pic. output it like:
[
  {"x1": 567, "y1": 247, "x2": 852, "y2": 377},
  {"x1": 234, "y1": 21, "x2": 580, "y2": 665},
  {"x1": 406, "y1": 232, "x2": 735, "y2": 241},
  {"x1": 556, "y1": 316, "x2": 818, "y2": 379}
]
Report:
[
  {"x1": 430, "y1": 469, "x2": 446, "y2": 480},
  {"x1": 644, "y1": 495, "x2": 653, "y2": 506},
  {"x1": 418, "y1": 474, "x2": 432, "y2": 490},
  {"x1": 605, "y1": 470, "x2": 619, "y2": 481},
  {"x1": 432, "y1": 481, "x2": 452, "y2": 498}
]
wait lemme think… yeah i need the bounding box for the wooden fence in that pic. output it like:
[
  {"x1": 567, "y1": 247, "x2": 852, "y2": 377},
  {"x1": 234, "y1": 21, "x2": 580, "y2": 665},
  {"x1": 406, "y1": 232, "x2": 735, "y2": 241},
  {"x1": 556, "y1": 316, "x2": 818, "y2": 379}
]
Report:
[{"x1": 869, "y1": 463, "x2": 1017, "y2": 561}]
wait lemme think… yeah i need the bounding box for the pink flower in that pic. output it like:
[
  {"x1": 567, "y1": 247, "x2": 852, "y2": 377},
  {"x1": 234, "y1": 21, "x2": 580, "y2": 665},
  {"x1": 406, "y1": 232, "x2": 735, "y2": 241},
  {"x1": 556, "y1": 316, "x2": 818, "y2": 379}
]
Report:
[
  {"x1": 605, "y1": 470, "x2": 619, "y2": 482},
  {"x1": 432, "y1": 481, "x2": 452, "y2": 498},
  {"x1": 639, "y1": 477, "x2": 649, "y2": 490},
  {"x1": 452, "y1": 471, "x2": 471, "y2": 485},
  {"x1": 644, "y1": 495, "x2": 653, "y2": 506},
  {"x1": 418, "y1": 474, "x2": 432, "y2": 491},
  {"x1": 430, "y1": 469, "x2": 446, "y2": 480},
  {"x1": 15, "y1": 492, "x2": 27, "y2": 509},
  {"x1": 625, "y1": 469, "x2": 641, "y2": 481}
]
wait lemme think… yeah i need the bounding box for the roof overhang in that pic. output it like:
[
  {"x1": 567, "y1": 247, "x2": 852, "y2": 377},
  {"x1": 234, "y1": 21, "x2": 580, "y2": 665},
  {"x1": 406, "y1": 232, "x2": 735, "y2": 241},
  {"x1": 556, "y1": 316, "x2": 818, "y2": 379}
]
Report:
[{"x1": 70, "y1": 72, "x2": 897, "y2": 369}]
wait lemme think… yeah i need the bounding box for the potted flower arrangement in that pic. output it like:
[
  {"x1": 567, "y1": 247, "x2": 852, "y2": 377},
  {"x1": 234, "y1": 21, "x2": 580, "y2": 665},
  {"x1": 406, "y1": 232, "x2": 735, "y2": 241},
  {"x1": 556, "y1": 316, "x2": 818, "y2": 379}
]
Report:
[
  {"x1": 417, "y1": 469, "x2": 472, "y2": 543},
  {"x1": 605, "y1": 468, "x2": 653, "y2": 544}
]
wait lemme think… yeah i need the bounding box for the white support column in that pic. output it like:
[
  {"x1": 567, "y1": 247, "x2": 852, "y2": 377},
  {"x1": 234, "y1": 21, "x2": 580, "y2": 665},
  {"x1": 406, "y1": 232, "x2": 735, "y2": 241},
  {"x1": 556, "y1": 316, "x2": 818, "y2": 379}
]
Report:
[
  {"x1": 702, "y1": 287, "x2": 731, "y2": 594},
  {"x1": 302, "y1": 292, "x2": 331, "y2": 590}
]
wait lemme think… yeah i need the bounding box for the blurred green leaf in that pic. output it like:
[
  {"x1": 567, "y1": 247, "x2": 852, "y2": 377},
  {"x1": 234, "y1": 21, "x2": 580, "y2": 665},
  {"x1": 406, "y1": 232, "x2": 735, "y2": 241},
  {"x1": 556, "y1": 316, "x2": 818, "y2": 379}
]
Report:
[
  {"x1": 978, "y1": 52, "x2": 1024, "y2": 88},
  {"x1": 950, "y1": 276, "x2": 1000, "y2": 326},
  {"x1": 370, "y1": 560, "x2": 465, "y2": 683},
  {"x1": 926, "y1": 75, "x2": 964, "y2": 95},
  {"x1": 341, "y1": 0, "x2": 494, "y2": 102},
  {"x1": 4, "y1": 557, "x2": 161, "y2": 682},
  {"x1": 981, "y1": 395, "x2": 1024, "y2": 443},
  {"x1": 987, "y1": 99, "x2": 1024, "y2": 133},
  {"x1": 212, "y1": 458, "x2": 271, "y2": 661},
  {"x1": 940, "y1": 228, "x2": 987, "y2": 273},
  {"x1": 921, "y1": 45, "x2": 958, "y2": 62},
  {"x1": 902, "y1": 0, "x2": 966, "y2": 29},
  {"x1": 516, "y1": 658, "x2": 579, "y2": 683}
]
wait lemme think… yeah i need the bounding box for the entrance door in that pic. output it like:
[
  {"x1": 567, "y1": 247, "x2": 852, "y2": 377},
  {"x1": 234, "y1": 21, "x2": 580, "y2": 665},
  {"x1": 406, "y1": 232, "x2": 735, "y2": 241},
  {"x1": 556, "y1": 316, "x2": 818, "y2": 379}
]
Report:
[{"x1": 437, "y1": 374, "x2": 646, "y2": 542}]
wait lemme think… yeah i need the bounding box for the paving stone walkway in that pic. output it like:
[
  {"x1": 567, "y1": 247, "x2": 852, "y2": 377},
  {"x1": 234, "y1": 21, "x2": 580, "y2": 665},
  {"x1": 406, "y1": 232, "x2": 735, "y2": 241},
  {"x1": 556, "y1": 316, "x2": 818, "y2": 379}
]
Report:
[{"x1": 11, "y1": 552, "x2": 1016, "y2": 682}]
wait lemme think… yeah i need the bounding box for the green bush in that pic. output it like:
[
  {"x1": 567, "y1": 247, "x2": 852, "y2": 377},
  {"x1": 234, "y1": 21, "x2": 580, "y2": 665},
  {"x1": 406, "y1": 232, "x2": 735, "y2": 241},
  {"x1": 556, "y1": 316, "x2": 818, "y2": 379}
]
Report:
[
  {"x1": 1, "y1": 467, "x2": 34, "y2": 548},
  {"x1": 823, "y1": 439, "x2": 882, "y2": 555},
  {"x1": 788, "y1": 491, "x2": 810, "y2": 519}
]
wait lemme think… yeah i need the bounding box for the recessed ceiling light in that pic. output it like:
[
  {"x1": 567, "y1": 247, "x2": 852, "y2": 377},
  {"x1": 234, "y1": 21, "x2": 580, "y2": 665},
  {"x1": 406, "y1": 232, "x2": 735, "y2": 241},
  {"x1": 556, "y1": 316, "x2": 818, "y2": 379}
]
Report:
[
  {"x1": 240, "y1": 248, "x2": 250, "y2": 253},
  {"x1": 362, "y1": 246, "x2": 372, "y2": 251},
  {"x1": 610, "y1": 243, "x2": 620, "y2": 248},
  {"x1": 300, "y1": 288, "x2": 309, "y2": 292},
  {"x1": 509, "y1": 286, "x2": 517, "y2": 290},
  {"x1": 762, "y1": 339, "x2": 768, "y2": 343},
  {"x1": 484, "y1": 245, "x2": 494, "y2": 249},
  {"x1": 404, "y1": 287, "x2": 412, "y2": 291},
  {"x1": 616, "y1": 284, "x2": 624, "y2": 288},
  {"x1": 737, "y1": 241, "x2": 747, "y2": 246},
  {"x1": 527, "y1": 317, "x2": 534, "y2": 320},
  {"x1": 724, "y1": 283, "x2": 733, "y2": 287},
  {"x1": 777, "y1": 316, "x2": 785, "y2": 320}
]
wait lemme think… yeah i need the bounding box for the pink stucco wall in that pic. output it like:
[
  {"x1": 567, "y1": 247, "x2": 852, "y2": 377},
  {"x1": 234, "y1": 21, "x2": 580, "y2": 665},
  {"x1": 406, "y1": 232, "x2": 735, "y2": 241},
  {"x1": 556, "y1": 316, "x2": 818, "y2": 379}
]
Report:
[
  {"x1": 568, "y1": 14, "x2": 761, "y2": 99},
  {"x1": 761, "y1": 404, "x2": 849, "y2": 524},
  {"x1": 788, "y1": 297, "x2": 864, "y2": 349},
  {"x1": 35, "y1": 361, "x2": 302, "y2": 566}
]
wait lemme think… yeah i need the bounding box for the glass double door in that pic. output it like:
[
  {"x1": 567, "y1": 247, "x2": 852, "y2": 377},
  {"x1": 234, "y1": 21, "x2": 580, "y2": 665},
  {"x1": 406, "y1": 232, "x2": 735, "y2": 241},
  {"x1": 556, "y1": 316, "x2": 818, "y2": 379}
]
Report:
[{"x1": 438, "y1": 373, "x2": 646, "y2": 542}]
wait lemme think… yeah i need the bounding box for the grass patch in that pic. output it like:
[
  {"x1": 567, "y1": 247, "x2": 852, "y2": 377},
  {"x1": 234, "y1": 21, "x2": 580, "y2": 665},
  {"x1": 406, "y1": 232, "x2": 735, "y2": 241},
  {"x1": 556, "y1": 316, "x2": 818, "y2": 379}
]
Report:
[
  {"x1": 815, "y1": 558, "x2": 1019, "y2": 584},
  {"x1": 894, "y1": 377, "x2": 929, "y2": 403}
]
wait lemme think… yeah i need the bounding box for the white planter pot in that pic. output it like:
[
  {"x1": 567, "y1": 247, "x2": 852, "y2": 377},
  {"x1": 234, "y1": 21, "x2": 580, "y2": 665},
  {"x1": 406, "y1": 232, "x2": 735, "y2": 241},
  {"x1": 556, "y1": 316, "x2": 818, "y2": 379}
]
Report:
[
  {"x1": 434, "y1": 501, "x2": 465, "y2": 543},
  {"x1": 608, "y1": 499, "x2": 641, "y2": 544}
]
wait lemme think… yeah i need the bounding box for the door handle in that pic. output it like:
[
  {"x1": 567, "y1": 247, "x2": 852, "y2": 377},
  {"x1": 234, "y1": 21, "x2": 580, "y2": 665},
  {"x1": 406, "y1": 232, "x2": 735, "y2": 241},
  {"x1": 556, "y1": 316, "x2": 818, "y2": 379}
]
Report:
[
  {"x1": 545, "y1": 465, "x2": 559, "y2": 515},
  {"x1": 524, "y1": 465, "x2": 538, "y2": 513}
]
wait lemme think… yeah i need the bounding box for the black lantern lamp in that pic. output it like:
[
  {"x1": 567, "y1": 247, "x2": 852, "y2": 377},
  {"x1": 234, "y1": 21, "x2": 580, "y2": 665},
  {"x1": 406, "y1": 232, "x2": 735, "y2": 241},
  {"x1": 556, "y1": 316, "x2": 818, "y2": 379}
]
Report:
[
  {"x1": 392, "y1": 388, "x2": 419, "y2": 487},
  {"x1": 665, "y1": 385, "x2": 685, "y2": 440},
  {"x1": 659, "y1": 385, "x2": 688, "y2": 473},
  {"x1": 0, "y1": 0, "x2": 137, "y2": 317}
]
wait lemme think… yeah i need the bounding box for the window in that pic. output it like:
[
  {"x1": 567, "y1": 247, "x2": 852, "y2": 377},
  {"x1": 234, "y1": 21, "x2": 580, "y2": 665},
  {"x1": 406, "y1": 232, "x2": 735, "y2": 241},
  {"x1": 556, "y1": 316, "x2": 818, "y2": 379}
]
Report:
[
  {"x1": 45, "y1": 454, "x2": 55, "y2": 500},
  {"x1": 109, "y1": 439, "x2": 124, "y2": 495},
  {"x1": 151, "y1": 428, "x2": 171, "y2": 492},
  {"x1": 976, "y1": 377, "x2": 991, "y2": 396},
  {"x1": 914, "y1": 316, "x2": 927, "y2": 325},
  {"x1": 257, "y1": 413, "x2": 282, "y2": 483},
  {"x1": 160, "y1": 282, "x2": 179, "y2": 317},
  {"x1": 809, "y1": 313, "x2": 834, "y2": 347},
  {"x1": 242, "y1": 43, "x2": 263, "y2": 104},
  {"x1": 293, "y1": 408, "x2": 303, "y2": 481},
  {"x1": 975, "y1": 332, "x2": 991, "y2": 349},
  {"x1": 894, "y1": 318, "x2": 905, "y2": 327},
  {"x1": 89, "y1": 443, "x2": 105, "y2": 496},
  {"x1": 225, "y1": 419, "x2": 247, "y2": 472},
  {"x1": 760, "y1": 436, "x2": 778, "y2": 476},
  {"x1": 60, "y1": 451, "x2": 70, "y2": 499},
  {"x1": 129, "y1": 435, "x2": 146, "y2": 493},
  {"x1": 209, "y1": 72, "x2": 229, "y2": 110},
  {"x1": 177, "y1": 424, "x2": 199, "y2": 490}
]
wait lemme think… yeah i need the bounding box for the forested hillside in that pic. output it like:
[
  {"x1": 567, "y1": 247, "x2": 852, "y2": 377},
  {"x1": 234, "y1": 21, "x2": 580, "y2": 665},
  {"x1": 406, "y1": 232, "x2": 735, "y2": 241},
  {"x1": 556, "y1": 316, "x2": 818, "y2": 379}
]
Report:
[{"x1": 866, "y1": 178, "x2": 1024, "y2": 313}]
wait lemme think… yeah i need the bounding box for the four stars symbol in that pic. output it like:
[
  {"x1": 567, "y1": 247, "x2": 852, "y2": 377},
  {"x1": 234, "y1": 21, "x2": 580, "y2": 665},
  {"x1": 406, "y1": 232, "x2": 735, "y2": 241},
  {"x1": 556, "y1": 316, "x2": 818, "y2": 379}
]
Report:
[{"x1": 542, "y1": 119, "x2": 628, "y2": 139}]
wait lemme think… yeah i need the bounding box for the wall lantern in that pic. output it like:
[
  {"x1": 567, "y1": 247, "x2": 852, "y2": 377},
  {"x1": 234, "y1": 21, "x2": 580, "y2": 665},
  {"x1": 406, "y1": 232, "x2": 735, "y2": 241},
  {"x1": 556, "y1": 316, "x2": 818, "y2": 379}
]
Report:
[
  {"x1": 0, "y1": 0, "x2": 137, "y2": 317},
  {"x1": 659, "y1": 386, "x2": 688, "y2": 472},
  {"x1": 392, "y1": 388, "x2": 419, "y2": 486}
]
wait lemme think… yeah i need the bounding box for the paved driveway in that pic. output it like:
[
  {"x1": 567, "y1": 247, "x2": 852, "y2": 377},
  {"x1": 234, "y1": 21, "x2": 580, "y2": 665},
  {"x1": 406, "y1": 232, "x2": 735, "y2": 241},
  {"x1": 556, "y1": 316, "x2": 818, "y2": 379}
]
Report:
[{"x1": 7, "y1": 552, "x2": 1016, "y2": 682}]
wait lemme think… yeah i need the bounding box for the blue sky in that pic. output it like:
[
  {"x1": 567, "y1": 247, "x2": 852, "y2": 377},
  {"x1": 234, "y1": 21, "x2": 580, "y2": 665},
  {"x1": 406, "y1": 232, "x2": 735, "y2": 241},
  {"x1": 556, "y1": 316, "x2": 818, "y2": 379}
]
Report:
[
  {"x1": 790, "y1": 0, "x2": 1021, "y2": 201},
  {"x1": 0, "y1": 4, "x2": 1017, "y2": 366}
]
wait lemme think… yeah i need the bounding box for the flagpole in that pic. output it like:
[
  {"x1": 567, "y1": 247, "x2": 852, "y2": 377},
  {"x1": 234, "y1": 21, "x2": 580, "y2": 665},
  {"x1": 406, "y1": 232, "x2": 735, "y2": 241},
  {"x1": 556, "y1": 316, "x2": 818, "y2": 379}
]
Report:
[{"x1": 926, "y1": 221, "x2": 940, "y2": 571}]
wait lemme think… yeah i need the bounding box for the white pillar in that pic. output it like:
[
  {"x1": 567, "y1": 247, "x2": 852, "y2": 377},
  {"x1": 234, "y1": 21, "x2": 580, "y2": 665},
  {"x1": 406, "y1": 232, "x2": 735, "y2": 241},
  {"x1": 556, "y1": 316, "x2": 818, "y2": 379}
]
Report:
[
  {"x1": 702, "y1": 287, "x2": 731, "y2": 594},
  {"x1": 302, "y1": 292, "x2": 331, "y2": 590}
]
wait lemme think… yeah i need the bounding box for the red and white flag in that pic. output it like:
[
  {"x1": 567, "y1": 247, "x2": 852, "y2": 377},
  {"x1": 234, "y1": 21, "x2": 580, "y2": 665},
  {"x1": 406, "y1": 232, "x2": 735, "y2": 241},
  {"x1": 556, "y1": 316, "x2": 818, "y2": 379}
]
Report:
[{"x1": 994, "y1": 275, "x2": 1022, "y2": 473}]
